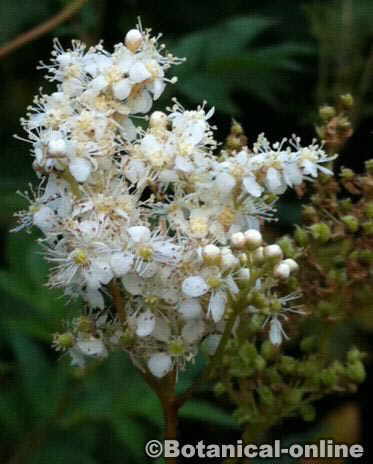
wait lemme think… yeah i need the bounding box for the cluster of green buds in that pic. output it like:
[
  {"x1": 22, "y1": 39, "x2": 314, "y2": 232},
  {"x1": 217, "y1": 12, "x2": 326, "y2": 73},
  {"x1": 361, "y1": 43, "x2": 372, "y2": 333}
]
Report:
[
  {"x1": 285, "y1": 159, "x2": 373, "y2": 332},
  {"x1": 214, "y1": 329, "x2": 365, "y2": 442}
]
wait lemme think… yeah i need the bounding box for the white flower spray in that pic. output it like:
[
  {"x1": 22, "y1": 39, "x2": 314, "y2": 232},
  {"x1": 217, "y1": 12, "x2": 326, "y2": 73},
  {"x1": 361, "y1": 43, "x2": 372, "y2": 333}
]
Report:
[{"x1": 15, "y1": 23, "x2": 333, "y2": 382}]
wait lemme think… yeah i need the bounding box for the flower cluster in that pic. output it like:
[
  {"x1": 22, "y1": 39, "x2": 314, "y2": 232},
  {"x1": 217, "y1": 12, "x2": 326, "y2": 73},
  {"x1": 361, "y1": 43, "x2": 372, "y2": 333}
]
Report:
[{"x1": 15, "y1": 24, "x2": 334, "y2": 378}]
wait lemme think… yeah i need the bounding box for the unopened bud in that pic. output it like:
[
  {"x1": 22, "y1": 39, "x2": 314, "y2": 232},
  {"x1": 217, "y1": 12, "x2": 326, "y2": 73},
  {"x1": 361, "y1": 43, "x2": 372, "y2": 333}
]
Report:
[
  {"x1": 319, "y1": 105, "x2": 336, "y2": 120},
  {"x1": 365, "y1": 159, "x2": 373, "y2": 174},
  {"x1": 252, "y1": 246, "x2": 264, "y2": 262},
  {"x1": 310, "y1": 223, "x2": 331, "y2": 243},
  {"x1": 282, "y1": 258, "x2": 299, "y2": 273},
  {"x1": 149, "y1": 111, "x2": 168, "y2": 129},
  {"x1": 237, "y1": 267, "x2": 251, "y2": 281},
  {"x1": 362, "y1": 221, "x2": 373, "y2": 235},
  {"x1": 230, "y1": 232, "x2": 246, "y2": 248},
  {"x1": 203, "y1": 244, "x2": 221, "y2": 264},
  {"x1": 340, "y1": 93, "x2": 354, "y2": 108},
  {"x1": 264, "y1": 244, "x2": 283, "y2": 260},
  {"x1": 273, "y1": 262, "x2": 291, "y2": 279},
  {"x1": 341, "y1": 215, "x2": 359, "y2": 232},
  {"x1": 221, "y1": 252, "x2": 239, "y2": 269},
  {"x1": 125, "y1": 29, "x2": 143, "y2": 52},
  {"x1": 54, "y1": 332, "x2": 74, "y2": 349},
  {"x1": 244, "y1": 229, "x2": 262, "y2": 249},
  {"x1": 294, "y1": 226, "x2": 309, "y2": 246}
]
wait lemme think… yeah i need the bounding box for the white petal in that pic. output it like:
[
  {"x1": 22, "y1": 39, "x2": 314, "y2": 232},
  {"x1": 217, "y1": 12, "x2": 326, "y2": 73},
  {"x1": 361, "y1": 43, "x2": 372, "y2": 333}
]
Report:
[
  {"x1": 202, "y1": 334, "x2": 221, "y2": 355},
  {"x1": 127, "y1": 225, "x2": 151, "y2": 243},
  {"x1": 243, "y1": 175, "x2": 263, "y2": 197},
  {"x1": 182, "y1": 276, "x2": 209, "y2": 297},
  {"x1": 77, "y1": 337, "x2": 107, "y2": 357},
  {"x1": 33, "y1": 206, "x2": 55, "y2": 232},
  {"x1": 110, "y1": 252, "x2": 133, "y2": 277},
  {"x1": 215, "y1": 172, "x2": 236, "y2": 194},
  {"x1": 85, "y1": 258, "x2": 113, "y2": 289},
  {"x1": 151, "y1": 78, "x2": 166, "y2": 100},
  {"x1": 129, "y1": 90, "x2": 153, "y2": 114},
  {"x1": 208, "y1": 290, "x2": 226, "y2": 322},
  {"x1": 113, "y1": 78, "x2": 132, "y2": 100},
  {"x1": 181, "y1": 319, "x2": 205, "y2": 344},
  {"x1": 175, "y1": 156, "x2": 193, "y2": 173},
  {"x1": 152, "y1": 241, "x2": 181, "y2": 264},
  {"x1": 152, "y1": 317, "x2": 171, "y2": 342},
  {"x1": 125, "y1": 159, "x2": 146, "y2": 183},
  {"x1": 269, "y1": 318, "x2": 283, "y2": 345},
  {"x1": 120, "y1": 117, "x2": 138, "y2": 141},
  {"x1": 178, "y1": 299, "x2": 202, "y2": 320},
  {"x1": 84, "y1": 288, "x2": 104, "y2": 309},
  {"x1": 136, "y1": 310, "x2": 156, "y2": 337},
  {"x1": 147, "y1": 352, "x2": 172, "y2": 378},
  {"x1": 121, "y1": 273, "x2": 144, "y2": 295},
  {"x1": 69, "y1": 158, "x2": 92, "y2": 182},
  {"x1": 129, "y1": 62, "x2": 151, "y2": 83},
  {"x1": 90, "y1": 75, "x2": 108, "y2": 93},
  {"x1": 265, "y1": 167, "x2": 285, "y2": 193}
]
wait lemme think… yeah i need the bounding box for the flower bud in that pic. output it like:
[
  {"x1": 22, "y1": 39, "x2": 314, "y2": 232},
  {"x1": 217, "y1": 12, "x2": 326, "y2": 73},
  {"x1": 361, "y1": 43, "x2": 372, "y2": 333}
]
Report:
[
  {"x1": 230, "y1": 232, "x2": 246, "y2": 248},
  {"x1": 264, "y1": 244, "x2": 283, "y2": 260},
  {"x1": 54, "y1": 332, "x2": 74, "y2": 349},
  {"x1": 364, "y1": 202, "x2": 373, "y2": 219},
  {"x1": 282, "y1": 258, "x2": 299, "y2": 273},
  {"x1": 346, "y1": 361, "x2": 366, "y2": 383},
  {"x1": 310, "y1": 223, "x2": 331, "y2": 243},
  {"x1": 221, "y1": 251, "x2": 239, "y2": 269},
  {"x1": 340, "y1": 93, "x2": 354, "y2": 108},
  {"x1": 340, "y1": 168, "x2": 354, "y2": 180},
  {"x1": 365, "y1": 159, "x2": 373, "y2": 174},
  {"x1": 237, "y1": 267, "x2": 250, "y2": 281},
  {"x1": 362, "y1": 221, "x2": 373, "y2": 235},
  {"x1": 341, "y1": 215, "x2": 359, "y2": 232},
  {"x1": 125, "y1": 29, "x2": 143, "y2": 52},
  {"x1": 273, "y1": 262, "x2": 291, "y2": 279},
  {"x1": 319, "y1": 105, "x2": 336, "y2": 120},
  {"x1": 203, "y1": 244, "x2": 221, "y2": 264},
  {"x1": 244, "y1": 229, "x2": 262, "y2": 249},
  {"x1": 294, "y1": 226, "x2": 309, "y2": 246},
  {"x1": 252, "y1": 246, "x2": 264, "y2": 263},
  {"x1": 149, "y1": 111, "x2": 168, "y2": 129},
  {"x1": 277, "y1": 236, "x2": 295, "y2": 258},
  {"x1": 347, "y1": 347, "x2": 363, "y2": 363}
]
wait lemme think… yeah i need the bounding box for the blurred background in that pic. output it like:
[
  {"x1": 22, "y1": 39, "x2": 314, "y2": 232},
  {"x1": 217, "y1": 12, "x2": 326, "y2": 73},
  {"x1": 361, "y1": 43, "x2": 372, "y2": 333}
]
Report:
[{"x1": 0, "y1": 0, "x2": 372, "y2": 462}]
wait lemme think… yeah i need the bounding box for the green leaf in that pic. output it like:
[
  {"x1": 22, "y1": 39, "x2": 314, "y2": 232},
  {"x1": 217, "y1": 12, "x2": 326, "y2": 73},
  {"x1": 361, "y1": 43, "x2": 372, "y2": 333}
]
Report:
[{"x1": 180, "y1": 400, "x2": 237, "y2": 428}]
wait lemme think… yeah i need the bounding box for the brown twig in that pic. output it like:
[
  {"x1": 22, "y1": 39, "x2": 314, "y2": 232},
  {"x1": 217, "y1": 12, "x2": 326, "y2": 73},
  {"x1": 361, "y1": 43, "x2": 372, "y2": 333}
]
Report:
[
  {"x1": 108, "y1": 280, "x2": 126, "y2": 323},
  {"x1": 0, "y1": 0, "x2": 89, "y2": 60}
]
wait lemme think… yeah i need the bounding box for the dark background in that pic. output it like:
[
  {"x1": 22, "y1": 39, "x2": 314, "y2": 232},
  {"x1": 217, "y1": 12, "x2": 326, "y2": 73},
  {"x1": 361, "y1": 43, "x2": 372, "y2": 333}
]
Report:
[{"x1": 0, "y1": 1, "x2": 372, "y2": 462}]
